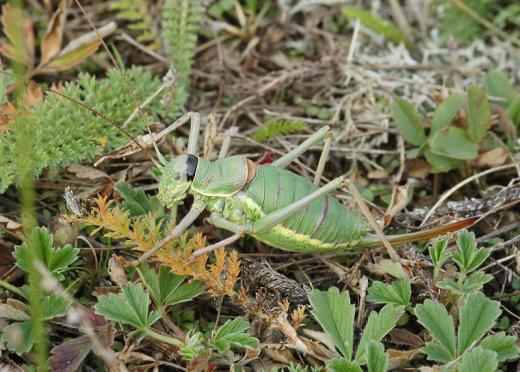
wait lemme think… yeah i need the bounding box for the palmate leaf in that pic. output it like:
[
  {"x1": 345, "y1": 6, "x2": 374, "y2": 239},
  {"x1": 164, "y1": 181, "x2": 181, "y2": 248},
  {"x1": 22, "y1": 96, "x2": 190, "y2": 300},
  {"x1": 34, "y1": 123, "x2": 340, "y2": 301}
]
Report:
[
  {"x1": 355, "y1": 304, "x2": 404, "y2": 364},
  {"x1": 458, "y1": 347, "x2": 498, "y2": 372},
  {"x1": 309, "y1": 287, "x2": 355, "y2": 360},
  {"x1": 428, "y1": 238, "x2": 450, "y2": 268},
  {"x1": 95, "y1": 283, "x2": 160, "y2": 330},
  {"x1": 452, "y1": 230, "x2": 490, "y2": 274},
  {"x1": 458, "y1": 292, "x2": 501, "y2": 354},
  {"x1": 437, "y1": 271, "x2": 493, "y2": 295},
  {"x1": 209, "y1": 318, "x2": 259, "y2": 353},
  {"x1": 366, "y1": 279, "x2": 411, "y2": 307},
  {"x1": 116, "y1": 181, "x2": 153, "y2": 217},
  {"x1": 366, "y1": 341, "x2": 387, "y2": 372},
  {"x1": 13, "y1": 227, "x2": 79, "y2": 279},
  {"x1": 429, "y1": 127, "x2": 478, "y2": 160},
  {"x1": 138, "y1": 263, "x2": 204, "y2": 309},
  {"x1": 414, "y1": 299, "x2": 456, "y2": 362},
  {"x1": 1, "y1": 320, "x2": 34, "y2": 354},
  {"x1": 480, "y1": 332, "x2": 520, "y2": 362}
]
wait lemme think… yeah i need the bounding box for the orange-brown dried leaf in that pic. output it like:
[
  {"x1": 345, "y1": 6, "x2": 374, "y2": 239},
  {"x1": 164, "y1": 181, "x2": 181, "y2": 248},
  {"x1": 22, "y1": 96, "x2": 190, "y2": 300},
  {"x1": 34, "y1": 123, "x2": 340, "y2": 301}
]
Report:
[
  {"x1": 40, "y1": 0, "x2": 72, "y2": 66},
  {"x1": 0, "y1": 4, "x2": 34, "y2": 66},
  {"x1": 0, "y1": 101, "x2": 16, "y2": 132}
]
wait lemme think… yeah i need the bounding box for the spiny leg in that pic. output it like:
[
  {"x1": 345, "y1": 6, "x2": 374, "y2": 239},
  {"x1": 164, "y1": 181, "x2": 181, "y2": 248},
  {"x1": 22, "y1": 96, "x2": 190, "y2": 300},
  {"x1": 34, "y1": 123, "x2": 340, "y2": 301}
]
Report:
[
  {"x1": 272, "y1": 126, "x2": 330, "y2": 169},
  {"x1": 313, "y1": 129, "x2": 333, "y2": 185}
]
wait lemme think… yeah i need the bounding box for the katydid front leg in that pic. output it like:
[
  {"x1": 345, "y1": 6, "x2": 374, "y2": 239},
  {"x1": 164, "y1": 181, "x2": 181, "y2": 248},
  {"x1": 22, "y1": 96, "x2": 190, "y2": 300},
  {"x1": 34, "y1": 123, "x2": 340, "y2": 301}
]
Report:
[{"x1": 132, "y1": 198, "x2": 206, "y2": 266}]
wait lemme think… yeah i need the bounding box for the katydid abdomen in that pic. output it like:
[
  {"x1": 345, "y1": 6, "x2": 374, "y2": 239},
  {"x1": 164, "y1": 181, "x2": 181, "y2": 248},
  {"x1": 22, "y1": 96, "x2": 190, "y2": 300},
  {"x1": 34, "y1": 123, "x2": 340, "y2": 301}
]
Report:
[{"x1": 244, "y1": 165, "x2": 369, "y2": 252}]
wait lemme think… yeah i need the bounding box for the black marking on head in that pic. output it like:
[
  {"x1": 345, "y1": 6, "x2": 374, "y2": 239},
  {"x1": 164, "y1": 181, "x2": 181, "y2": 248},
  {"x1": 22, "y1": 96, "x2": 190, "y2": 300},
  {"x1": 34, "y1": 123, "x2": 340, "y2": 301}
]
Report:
[{"x1": 186, "y1": 154, "x2": 198, "y2": 181}]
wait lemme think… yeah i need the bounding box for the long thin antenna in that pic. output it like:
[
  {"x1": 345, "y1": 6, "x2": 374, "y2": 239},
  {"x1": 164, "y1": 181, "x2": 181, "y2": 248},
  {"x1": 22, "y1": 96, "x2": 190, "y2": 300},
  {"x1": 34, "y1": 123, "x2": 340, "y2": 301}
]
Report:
[{"x1": 0, "y1": 69, "x2": 161, "y2": 167}]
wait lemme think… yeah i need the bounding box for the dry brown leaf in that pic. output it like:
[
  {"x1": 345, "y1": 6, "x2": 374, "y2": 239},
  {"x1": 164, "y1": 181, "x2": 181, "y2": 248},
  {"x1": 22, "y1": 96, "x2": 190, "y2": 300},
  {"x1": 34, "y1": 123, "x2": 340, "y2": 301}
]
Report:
[
  {"x1": 41, "y1": 22, "x2": 116, "y2": 74},
  {"x1": 389, "y1": 328, "x2": 424, "y2": 347},
  {"x1": 0, "y1": 101, "x2": 17, "y2": 132},
  {"x1": 407, "y1": 159, "x2": 431, "y2": 179},
  {"x1": 514, "y1": 247, "x2": 519, "y2": 274},
  {"x1": 107, "y1": 255, "x2": 128, "y2": 287},
  {"x1": 477, "y1": 147, "x2": 508, "y2": 168},
  {"x1": 387, "y1": 348, "x2": 421, "y2": 370},
  {"x1": 0, "y1": 4, "x2": 34, "y2": 66},
  {"x1": 66, "y1": 164, "x2": 111, "y2": 181},
  {"x1": 367, "y1": 169, "x2": 389, "y2": 179},
  {"x1": 0, "y1": 214, "x2": 23, "y2": 238},
  {"x1": 23, "y1": 84, "x2": 44, "y2": 107},
  {"x1": 383, "y1": 184, "x2": 409, "y2": 228},
  {"x1": 40, "y1": 0, "x2": 72, "y2": 66}
]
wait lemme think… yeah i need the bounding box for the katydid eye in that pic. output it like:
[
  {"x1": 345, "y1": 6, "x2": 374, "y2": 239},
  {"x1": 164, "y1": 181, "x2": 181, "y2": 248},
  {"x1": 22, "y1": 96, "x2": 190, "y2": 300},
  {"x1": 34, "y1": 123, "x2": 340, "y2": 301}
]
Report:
[{"x1": 173, "y1": 173, "x2": 182, "y2": 180}]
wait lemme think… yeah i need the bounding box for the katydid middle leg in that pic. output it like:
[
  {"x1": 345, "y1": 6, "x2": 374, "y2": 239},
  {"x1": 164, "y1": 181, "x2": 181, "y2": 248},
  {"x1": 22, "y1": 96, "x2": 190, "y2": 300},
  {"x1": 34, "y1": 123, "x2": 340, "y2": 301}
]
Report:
[{"x1": 272, "y1": 126, "x2": 330, "y2": 168}]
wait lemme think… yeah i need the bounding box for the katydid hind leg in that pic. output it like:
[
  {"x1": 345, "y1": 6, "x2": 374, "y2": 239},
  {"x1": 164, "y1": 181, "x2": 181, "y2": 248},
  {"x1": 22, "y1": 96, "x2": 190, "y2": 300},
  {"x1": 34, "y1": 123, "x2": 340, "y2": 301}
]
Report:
[
  {"x1": 272, "y1": 126, "x2": 330, "y2": 168},
  {"x1": 313, "y1": 129, "x2": 333, "y2": 185},
  {"x1": 251, "y1": 174, "x2": 346, "y2": 234}
]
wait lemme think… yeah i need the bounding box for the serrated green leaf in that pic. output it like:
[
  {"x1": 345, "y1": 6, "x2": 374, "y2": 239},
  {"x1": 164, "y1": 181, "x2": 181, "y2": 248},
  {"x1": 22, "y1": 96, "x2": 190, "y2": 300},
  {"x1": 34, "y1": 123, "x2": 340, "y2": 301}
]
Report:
[
  {"x1": 431, "y1": 95, "x2": 464, "y2": 134},
  {"x1": 366, "y1": 280, "x2": 411, "y2": 307},
  {"x1": 429, "y1": 127, "x2": 479, "y2": 160},
  {"x1": 13, "y1": 227, "x2": 79, "y2": 279},
  {"x1": 467, "y1": 85, "x2": 490, "y2": 143},
  {"x1": 116, "y1": 181, "x2": 153, "y2": 217},
  {"x1": 95, "y1": 283, "x2": 160, "y2": 330},
  {"x1": 392, "y1": 99, "x2": 426, "y2": 146},
  {"x1": 458, "y1": 347, "x2": 498, "y2": 372},
  {"x1": 355, "y1": 304, "x2": 404, "y2": 364},
  {"x1": 179, "y1": 331, "x2": 205, "y2": 361},
  {"x1": 326, "y1": 358, "x2": 363, "y2": 372},
  {"x1": 1, "y1": 320, "x2": 34, "y2": 354},
  {"x1": 366, "y1": 341, "x2": 387, "y2": 372},
  {"x1": 437, "y1": 271, "x2": 493, "y2": 296},
  {"x1": 210, "y1": 318, "x2": 259, "y2": 353},
  {"x1": 42, "y1": 294, "x2": 71, "y2": 320},
  {"x1": 458, "y1": 292, "x2": 501, "y2": 354},
  {"x1": 138, "y1": 264, "x2": 204, "y2": 309},
  {"x1": 483, "y1": 71, "x2": 517, "y2": 108},
  {"x1": 309, "y1": 287, "x2": 355, "y2": 359},
  {"x1": 480, "y1": 332, "x2": 520, "y2": 362},
  {"x1": 424, "y1": 149, "x2": 462, "y2": 173},
  {"x1": 429, "y1": 238, "x2": 450, "y2": 268},
  {"x1": 421, "y1": 342, "x2": 454, "y2": 363},
  {"x1": 415, "y1": 300, "x2": 456, "y2": 360},
  {"x1": 452, "y1": 230, "x2": 490, "y2": 274}
]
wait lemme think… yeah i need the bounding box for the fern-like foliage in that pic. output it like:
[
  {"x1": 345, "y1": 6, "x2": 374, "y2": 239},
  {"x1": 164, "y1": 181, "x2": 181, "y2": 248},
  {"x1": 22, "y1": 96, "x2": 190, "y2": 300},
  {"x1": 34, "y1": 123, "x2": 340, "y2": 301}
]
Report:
[
  {"x1": 252, "y1": 120, "x2": 305, "y2": 142},
  {"x1": 161, "y1": 0, "x2": 203, "y2": 110},
  {"x1": 0, "y1": 67, "x2": 164, "y2": 193},
  {"x1": 110, "y1": 0, "x2": 159, "y2": 48}
]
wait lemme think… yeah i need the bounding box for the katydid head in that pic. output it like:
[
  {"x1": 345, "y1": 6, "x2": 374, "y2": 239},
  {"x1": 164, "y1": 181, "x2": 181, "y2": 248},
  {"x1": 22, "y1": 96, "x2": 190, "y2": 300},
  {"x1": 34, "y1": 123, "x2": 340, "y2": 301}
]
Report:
[{"x1": 157, "y1": 154, "x2": 198, "y2": 208}]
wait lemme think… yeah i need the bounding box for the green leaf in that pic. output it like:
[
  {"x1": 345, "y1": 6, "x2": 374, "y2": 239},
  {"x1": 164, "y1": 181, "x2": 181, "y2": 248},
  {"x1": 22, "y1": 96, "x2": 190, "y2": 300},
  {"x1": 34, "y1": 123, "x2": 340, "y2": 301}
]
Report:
[
  {"x1": 341, "y1": 7, "x2": 410, "y2": 47},
  {"x1": 366, "y1": 341, "x2": 387, "y2": 372},
  {"x1": 458, "y1": 292, "x2": 501, "y2": 354},
  {"x1": 210, "y1": 318, "x2": 259, "y2": 353},
  {"x1": 458, "y1": 347, "x2": 498, "y2": 372},
  {"x1": 366, "y1": 280, "x2": 411, "y2": 307},
  {"x1": 467, "y1": 85, "x2": 490, "y2": 143},
  {"x1": 179, "y1": 331, "x2": 205, "y2": 361},
  {"x1": 251, "y1": 120, "x2": 305, "y2": 142},
  {"x1": 483, "y1": 70, "x2": 517, "y2": 108},
  {"x1": 355, "y1": 304, "x2": 404, "y2": 364},
  {"x1": 431, "y1": 95, "x2": 464, "y2": 134},
  {"x1": 507, "y1": 97, "x2": 520, "y2": 125},
  {"x1": 138, "y1": 264, "x2": 204, "y2": 309},
  {"x1": 116, "y1": 182, "x2": 153, "y2": 217},
  {"x1": 1, "y1": 320, "x2": 34, "y2": 354},
  {"x1": 480, "y1": 332, "x2": 520, "y2": 362},
  {"x1": 452, "y1": 230, "x2": 490, "y2": 274},
  {"x1": 309, "y1": 287, "x2": 355, "y2": 360},
  {"x1": 437, "y1": 271, "x2": 493, "y2": 295},
  {"x1": 429, "y1": 127, "x2": 479, "y2": 160},
  {"x1": 429, "y1": 238, "x2": 450, "y2": 268},
  {"x1": 42, "y1": 294, "x2": 71, "y2": 320},
  {"x1": 392, "y1": 99, "x2": 426, "y2": 146},
  {"x1": 326, "y1": 358, "x2": 363, "y2": 372},
  {"x1": 424, "y1": 149, "x2": 462, "y2": 173},
  {"x1": 421, "y1": 342, "x2": 454, "y2": 363},
  {"x1": 415, "y1": 300, "x2": 456, "y2": 361},
  {"x1": 95, "y1": 283, "x2": 160, "y2": 330},
  {"x1": 13, "y1": 227, "x2": 79, "y2": 279}
]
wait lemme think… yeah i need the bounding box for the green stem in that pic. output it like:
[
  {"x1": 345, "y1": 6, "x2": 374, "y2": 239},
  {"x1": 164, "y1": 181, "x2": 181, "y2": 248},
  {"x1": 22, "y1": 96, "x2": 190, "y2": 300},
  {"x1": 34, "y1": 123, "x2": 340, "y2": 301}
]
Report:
[
  {"x1": 146, "y1": 328, "x2": 183, "y2": 347},
  {"x1": 0, "y1": 279, "x2": 26, "y2": 299}
]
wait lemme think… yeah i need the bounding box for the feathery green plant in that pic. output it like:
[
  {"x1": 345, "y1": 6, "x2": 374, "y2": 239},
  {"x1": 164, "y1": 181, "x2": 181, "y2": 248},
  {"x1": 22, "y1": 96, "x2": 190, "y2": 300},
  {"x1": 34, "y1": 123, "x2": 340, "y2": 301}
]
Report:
[
  {"x1": 161, "y1": 0, "x2": 203, "y2": 111},
  {"x1": 252, "y1": 120, "x2": 305, "y2": 142},
  {"x1": 110, "y1": 0, "x2": 159, "y2": 48},
  {"x1": 0, "y1": 67, "x2": 164, "y2": 193}
]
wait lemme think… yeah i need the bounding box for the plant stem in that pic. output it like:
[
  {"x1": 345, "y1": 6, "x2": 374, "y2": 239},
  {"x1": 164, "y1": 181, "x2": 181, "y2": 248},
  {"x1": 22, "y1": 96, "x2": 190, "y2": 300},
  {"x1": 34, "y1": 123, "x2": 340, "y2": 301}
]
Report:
[
  {"x1": 146, "y1": 328, "x2": 183, "y2": 347},
  {"x1": 0, "y1": 279, "x2": 26, "y2": 299}
]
